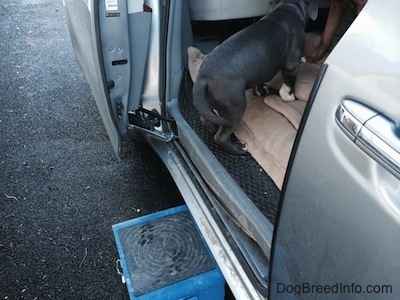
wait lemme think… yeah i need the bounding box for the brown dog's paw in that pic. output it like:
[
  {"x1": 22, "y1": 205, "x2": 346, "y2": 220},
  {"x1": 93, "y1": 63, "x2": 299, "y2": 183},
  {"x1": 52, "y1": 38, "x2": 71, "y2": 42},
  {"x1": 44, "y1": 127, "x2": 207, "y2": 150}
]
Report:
[
  {"x1": 305, "y1": 50, "x2": 326, "y2": 63},
  {"x1": 303, "y1": 33, "x2": 325, "y2": 63},
  {"x1": 304, "y1": 42, "x2": 330, "y2": 63}
]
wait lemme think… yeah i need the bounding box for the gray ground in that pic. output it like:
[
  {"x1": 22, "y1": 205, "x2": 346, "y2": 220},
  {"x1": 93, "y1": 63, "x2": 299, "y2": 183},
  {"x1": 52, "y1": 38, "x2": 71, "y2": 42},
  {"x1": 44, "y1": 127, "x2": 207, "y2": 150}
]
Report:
[{"x1": 0, "y1": 1, "x2": 183, "y2": 298}]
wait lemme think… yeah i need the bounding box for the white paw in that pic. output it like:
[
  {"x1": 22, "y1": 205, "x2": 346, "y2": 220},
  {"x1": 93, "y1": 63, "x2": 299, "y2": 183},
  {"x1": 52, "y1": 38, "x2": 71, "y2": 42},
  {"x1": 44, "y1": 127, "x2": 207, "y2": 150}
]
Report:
[
  {"x1": 241, "y1": 141, "x2": 248, "y2": 152},
  {"x1": 279, "y1": 83, "x2": 295, "y2": 102}
]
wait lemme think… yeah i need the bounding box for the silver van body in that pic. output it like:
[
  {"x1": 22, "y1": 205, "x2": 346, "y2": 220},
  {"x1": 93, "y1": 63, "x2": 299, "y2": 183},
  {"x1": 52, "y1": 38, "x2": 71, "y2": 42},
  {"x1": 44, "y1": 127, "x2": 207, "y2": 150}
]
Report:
[{"x1": 64, "y1": 0, "x2": 400, "y2": 298}]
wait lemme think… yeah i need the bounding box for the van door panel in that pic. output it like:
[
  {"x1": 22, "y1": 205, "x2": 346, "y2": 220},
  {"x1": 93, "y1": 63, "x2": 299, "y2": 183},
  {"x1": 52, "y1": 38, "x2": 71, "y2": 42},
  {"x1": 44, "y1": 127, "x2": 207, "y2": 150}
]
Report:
[
  {"x1": 64, "y1": 0, "x2": 152, "y2": 157},
  {"x1": 99, "y1": 0, "x2": 131, "y2": 135},
  {"x1": 269, "y1": 0, "x2": 400, "y2": 297}
]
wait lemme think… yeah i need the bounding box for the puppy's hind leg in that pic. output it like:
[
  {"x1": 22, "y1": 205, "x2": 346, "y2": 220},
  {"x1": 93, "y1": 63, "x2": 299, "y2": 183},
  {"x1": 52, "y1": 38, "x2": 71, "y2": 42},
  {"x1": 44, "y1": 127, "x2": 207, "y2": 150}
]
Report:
[
  {"x1": 214, "y1": 125, "x2": 248, "y2": 155},
  {"x1": 200, "y1": 115, "x2": 218, "y2": 133},
  {"x1": 213, "y1": 94, "x2": 248, "y2": 155}
]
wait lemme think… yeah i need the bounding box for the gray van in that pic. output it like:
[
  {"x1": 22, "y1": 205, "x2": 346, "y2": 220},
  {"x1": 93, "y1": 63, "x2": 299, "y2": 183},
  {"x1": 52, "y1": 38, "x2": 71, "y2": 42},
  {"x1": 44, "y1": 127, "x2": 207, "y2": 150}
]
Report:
[{"x1": 64, "y1": 0, "x2": 400, "y2": 298}]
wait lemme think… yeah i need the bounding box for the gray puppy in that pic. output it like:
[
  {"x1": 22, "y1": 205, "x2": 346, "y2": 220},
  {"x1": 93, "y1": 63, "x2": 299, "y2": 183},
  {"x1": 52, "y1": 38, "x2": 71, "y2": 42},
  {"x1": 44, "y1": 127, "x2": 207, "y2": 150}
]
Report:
[{"x1": 193, "y1": 0, "x2": 318, "y2": 154}]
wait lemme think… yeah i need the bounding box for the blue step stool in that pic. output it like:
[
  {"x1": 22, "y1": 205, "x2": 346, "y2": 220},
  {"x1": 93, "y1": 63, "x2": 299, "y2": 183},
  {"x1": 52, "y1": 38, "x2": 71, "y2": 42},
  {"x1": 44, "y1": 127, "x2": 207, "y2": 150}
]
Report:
[{"x1": 112, "y1": 205, "x2": 225, "y2": 300}]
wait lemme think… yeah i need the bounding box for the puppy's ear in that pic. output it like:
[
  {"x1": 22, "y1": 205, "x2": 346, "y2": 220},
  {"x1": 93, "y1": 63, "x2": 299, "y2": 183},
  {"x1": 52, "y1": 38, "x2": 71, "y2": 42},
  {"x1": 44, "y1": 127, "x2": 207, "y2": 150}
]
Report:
[
  {"x1": 307, "y1": 2, "x2": 318, "y2": 20},
  {"x1": 266, "y1": 0, "x2": 280, "y2": 14}
]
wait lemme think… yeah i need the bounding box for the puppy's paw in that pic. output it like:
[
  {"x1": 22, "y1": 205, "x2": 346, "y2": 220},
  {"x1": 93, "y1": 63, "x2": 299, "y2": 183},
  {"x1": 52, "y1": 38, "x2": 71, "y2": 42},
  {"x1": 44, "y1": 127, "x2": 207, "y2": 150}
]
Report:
[
  {"x1": 227, "y1": 134, "x2": 248, "y2": 155},
  {"x1": 232, "y1": 140, "x2": 248, "y2": 155},
  {"x1": 253, "y1": 84, "x2": 268, "y2": 96},
  {"x1": 279, "y1": 83, "x2": 296, "y2": 102}
]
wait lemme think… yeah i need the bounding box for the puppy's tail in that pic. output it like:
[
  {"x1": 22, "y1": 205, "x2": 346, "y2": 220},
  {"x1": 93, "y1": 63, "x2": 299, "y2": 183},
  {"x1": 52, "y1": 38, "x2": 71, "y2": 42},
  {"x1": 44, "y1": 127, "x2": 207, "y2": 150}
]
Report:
[{"x1": 192, "y1": 77, "x2": 230, "y2": 127}]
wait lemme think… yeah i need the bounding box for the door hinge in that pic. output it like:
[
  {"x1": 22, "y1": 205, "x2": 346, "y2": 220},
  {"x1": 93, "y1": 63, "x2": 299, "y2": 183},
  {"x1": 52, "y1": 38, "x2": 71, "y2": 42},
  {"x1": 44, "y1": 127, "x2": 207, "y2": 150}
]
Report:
[
  {"x1": 128, "y1": 107, "x2": 176, "y2": 142},
  {"x1": 129, "y1": 107, "x2": 174, "y2": 129},
  {"x1": 117, "y1": 101, "x2": 124, "y2": 119}
]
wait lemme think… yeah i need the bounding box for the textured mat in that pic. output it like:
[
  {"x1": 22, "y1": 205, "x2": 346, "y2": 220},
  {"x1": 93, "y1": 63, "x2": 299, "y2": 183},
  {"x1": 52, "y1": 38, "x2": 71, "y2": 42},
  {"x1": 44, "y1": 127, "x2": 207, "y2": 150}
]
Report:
[{"x1": 180, "y1": 72, "x2": 280, "y2": 224}]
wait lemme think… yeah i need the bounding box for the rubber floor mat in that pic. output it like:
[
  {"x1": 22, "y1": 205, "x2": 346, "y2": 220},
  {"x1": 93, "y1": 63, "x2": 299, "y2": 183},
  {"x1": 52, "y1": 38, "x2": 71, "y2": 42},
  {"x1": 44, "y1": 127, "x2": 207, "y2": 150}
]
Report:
[{"x1": 179, "y1": 71, "x2": 280, "y2": 224}]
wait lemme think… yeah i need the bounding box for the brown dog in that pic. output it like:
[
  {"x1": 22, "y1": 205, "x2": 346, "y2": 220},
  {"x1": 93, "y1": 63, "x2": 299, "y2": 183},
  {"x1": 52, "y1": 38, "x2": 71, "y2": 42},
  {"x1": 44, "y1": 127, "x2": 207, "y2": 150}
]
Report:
[{"x1": 306, "y1": 0, "x2": 367, "y2": 62}]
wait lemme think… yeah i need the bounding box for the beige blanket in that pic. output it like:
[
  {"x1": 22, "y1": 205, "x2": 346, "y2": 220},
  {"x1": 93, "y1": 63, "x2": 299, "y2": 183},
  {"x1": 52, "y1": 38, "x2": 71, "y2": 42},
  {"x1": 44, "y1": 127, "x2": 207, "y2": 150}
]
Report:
[{"x1": 188, "y1": 37, "x2": 322, "y2": 189}]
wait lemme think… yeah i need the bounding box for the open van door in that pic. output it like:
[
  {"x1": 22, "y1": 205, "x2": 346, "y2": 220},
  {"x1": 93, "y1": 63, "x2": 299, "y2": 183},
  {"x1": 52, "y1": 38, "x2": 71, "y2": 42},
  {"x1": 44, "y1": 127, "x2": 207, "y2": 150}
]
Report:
[
  {"x1": 269, "y1": 0, "x2": 400, "y2": 298},
  {"x1": 64, "y1": 0, "x2": 152, "y2": 157}
]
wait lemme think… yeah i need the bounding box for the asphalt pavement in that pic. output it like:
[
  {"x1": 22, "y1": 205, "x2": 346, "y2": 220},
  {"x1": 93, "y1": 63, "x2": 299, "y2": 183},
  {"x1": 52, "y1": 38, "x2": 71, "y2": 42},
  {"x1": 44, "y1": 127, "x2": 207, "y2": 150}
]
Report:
[{"x1": 0, "y1": 1, "x2": 184, "y2": 298}]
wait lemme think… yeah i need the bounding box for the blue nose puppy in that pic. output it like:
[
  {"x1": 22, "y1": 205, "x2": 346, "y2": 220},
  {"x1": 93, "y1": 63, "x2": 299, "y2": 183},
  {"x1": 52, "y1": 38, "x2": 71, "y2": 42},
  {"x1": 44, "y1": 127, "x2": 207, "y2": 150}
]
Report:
[{"x1": 193, "y1": 0, "x2": 318, "y2": 155}]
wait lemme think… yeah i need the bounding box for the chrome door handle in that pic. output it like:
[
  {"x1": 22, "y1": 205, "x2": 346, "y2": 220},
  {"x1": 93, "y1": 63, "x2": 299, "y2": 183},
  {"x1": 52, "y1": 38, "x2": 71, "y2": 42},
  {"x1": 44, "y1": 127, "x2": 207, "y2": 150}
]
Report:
[
  {"x1": 335, "y1": 100, "x2": 378, "y2": 140},
  {"x1": 357, "y1": 114, "x2": 400, "y2": 177},
  {"x1": 336, "y1": 100, "x2": 400, "y2": 178}
]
